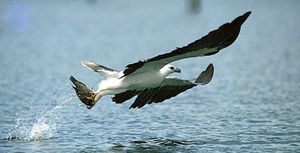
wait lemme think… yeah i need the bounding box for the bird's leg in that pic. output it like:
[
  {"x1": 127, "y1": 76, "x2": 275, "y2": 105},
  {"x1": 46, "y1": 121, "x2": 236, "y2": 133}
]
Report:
[
  {"x1": 94, "y1": 93, "x2": 102, "y2": 103},
  {"x1": 95, "y1": 94, "x2": 102, "y2": 103},
  {"x1": 94, "y1": 89, "x2": 103, "y2": 102}
]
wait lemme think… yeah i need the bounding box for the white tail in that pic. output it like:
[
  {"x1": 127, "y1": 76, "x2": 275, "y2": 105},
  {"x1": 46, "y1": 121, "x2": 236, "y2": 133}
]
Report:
[{"x1": 81, "y1": 61, "x2": 121, "y2": 78}]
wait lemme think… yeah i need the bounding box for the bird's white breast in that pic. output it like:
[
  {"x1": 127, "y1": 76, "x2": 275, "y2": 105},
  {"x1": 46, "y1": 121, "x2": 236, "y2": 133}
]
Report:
[
  {"x1": 98, "y1": 70, "x2": 165, "y2": 96},
  {"x1": 122, "y1": 71, "x2": 165, "y2": 90}
]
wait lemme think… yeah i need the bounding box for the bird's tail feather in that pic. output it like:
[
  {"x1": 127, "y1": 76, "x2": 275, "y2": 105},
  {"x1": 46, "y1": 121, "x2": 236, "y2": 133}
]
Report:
[
  {"x1": 69, "y1": 76, "x2": 97, "y2": 109},
  {"x1": 81, "y1": 61, "x2": 120, "y2": 78}
]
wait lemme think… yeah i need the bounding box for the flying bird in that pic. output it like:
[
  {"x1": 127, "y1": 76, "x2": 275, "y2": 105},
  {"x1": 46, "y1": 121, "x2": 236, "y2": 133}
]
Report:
[{"x1": 70, "y1": 11, "x2": 251, "y2": 109}]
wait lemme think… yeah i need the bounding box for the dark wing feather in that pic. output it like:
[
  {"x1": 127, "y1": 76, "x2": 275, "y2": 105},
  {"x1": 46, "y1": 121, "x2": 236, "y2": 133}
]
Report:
[
  {"x1": 195, "y1": 63, "x2": 214, "y2": 85},
  {"x1": 129, "y1": 84, "x2": 196, "y2": 109},
  {"x1": 128, "y1": 64, "x2": 214, "y2": 109},
  {"x1": 152, "y1": 85, "x2": 196, "y2": 103},
  {"x1": 129, "y1": 89, "x2": 156, "y2": 108},
  {"x1": 122, "y1": 11, "x2": 251, "y2": 77},
  {"x1": 112, "y1": 90, "x2": 140, "y2": 103}
]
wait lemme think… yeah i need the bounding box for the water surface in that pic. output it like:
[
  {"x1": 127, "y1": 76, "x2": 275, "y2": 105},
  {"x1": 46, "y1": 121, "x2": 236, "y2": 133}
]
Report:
[{"x1": 0, "y1": 0, "x2": 300, "y2": 152}]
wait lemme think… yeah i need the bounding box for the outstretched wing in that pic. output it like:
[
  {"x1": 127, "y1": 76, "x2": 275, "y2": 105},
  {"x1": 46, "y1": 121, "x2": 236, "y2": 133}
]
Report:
[
  {"x1": 129, "y1": 64, "x2": 214, "y2": 108},
  {"x1": 112, "y1": 64, "x2": 214, "y2": 108},
  {"x1": 81, "y1": 61, "x2": 122, "y2": 78},
  {"x1": 129, "y1": 80, "x2": 196, "y2": 109},
  {"x1": 111, "y1": 90, "x2": 140, "y2": 104},
  {"x1": 122, "y1": 11, "x2": 251, "y2": 77}
]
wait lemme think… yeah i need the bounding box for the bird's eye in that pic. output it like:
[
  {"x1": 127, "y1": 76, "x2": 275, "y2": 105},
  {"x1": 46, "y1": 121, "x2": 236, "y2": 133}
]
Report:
[{"x1": 170, "y1": 66, "x2": 174, "y2": 70}]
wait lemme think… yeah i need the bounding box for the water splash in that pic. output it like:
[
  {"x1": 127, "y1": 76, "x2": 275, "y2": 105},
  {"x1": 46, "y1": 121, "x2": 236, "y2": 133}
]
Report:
[
  {"x1": 7, "y1": 89, "x2": 75, "y2": 141},
  {"x1": 28, "y1": 118, "x2": 55, "y2": 141},
  {"x1": 28, "y1": 96, "x2": 73, "y2": 141}
]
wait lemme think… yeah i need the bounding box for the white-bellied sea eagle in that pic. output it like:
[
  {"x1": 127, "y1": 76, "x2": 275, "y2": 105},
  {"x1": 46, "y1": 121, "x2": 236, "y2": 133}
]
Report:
[{"x1": 70, "y1": 11, "x2": 251, "y2": 109}]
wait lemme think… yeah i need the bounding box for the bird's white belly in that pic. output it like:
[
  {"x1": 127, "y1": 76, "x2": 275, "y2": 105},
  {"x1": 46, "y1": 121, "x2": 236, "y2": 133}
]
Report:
[
  {"x1": 124, "y1": 71, "x2": 164, "y2": 90},
  {"x1": 98, "y1": 78, "x2": 126, "y2": 95},
  {"x1": 98, "y1": 71, "x2": 164, "y2": 95}
]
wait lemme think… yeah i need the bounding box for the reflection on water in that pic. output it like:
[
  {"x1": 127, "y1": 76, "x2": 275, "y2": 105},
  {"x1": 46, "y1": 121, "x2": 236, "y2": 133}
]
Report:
[{"x1": 79, "y1": 137, "x2": 192, "y2": 153}]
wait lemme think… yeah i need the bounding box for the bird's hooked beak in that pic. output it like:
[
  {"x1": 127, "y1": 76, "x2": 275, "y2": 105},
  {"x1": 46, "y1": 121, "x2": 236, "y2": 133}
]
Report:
[{"x1": 175, "y1": 68, "x2": 181, "y2": 73}]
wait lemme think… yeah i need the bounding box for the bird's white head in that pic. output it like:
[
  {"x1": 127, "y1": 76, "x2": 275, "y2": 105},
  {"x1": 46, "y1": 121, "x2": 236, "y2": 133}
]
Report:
[{"x1": 160, "y1": 64, "x2": 181, "y2": 76}]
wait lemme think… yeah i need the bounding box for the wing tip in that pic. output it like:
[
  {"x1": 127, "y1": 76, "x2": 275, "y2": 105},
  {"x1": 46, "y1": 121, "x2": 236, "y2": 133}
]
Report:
[
  {"x1": 233, "y1": 11, "x2": 252, "y2": 27},
  {"x1": 195, "y1": 63, "x2": 214, "y2": 85},
  {"x1": 217, "y1": 11, "x2": 251, "y2": 49},
  {"x1": 241, "y1": 11, "x2": 252, "y2": 22},
  {"x1": 244, "y1": 11, "x2": 252, "y2": 19}
]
